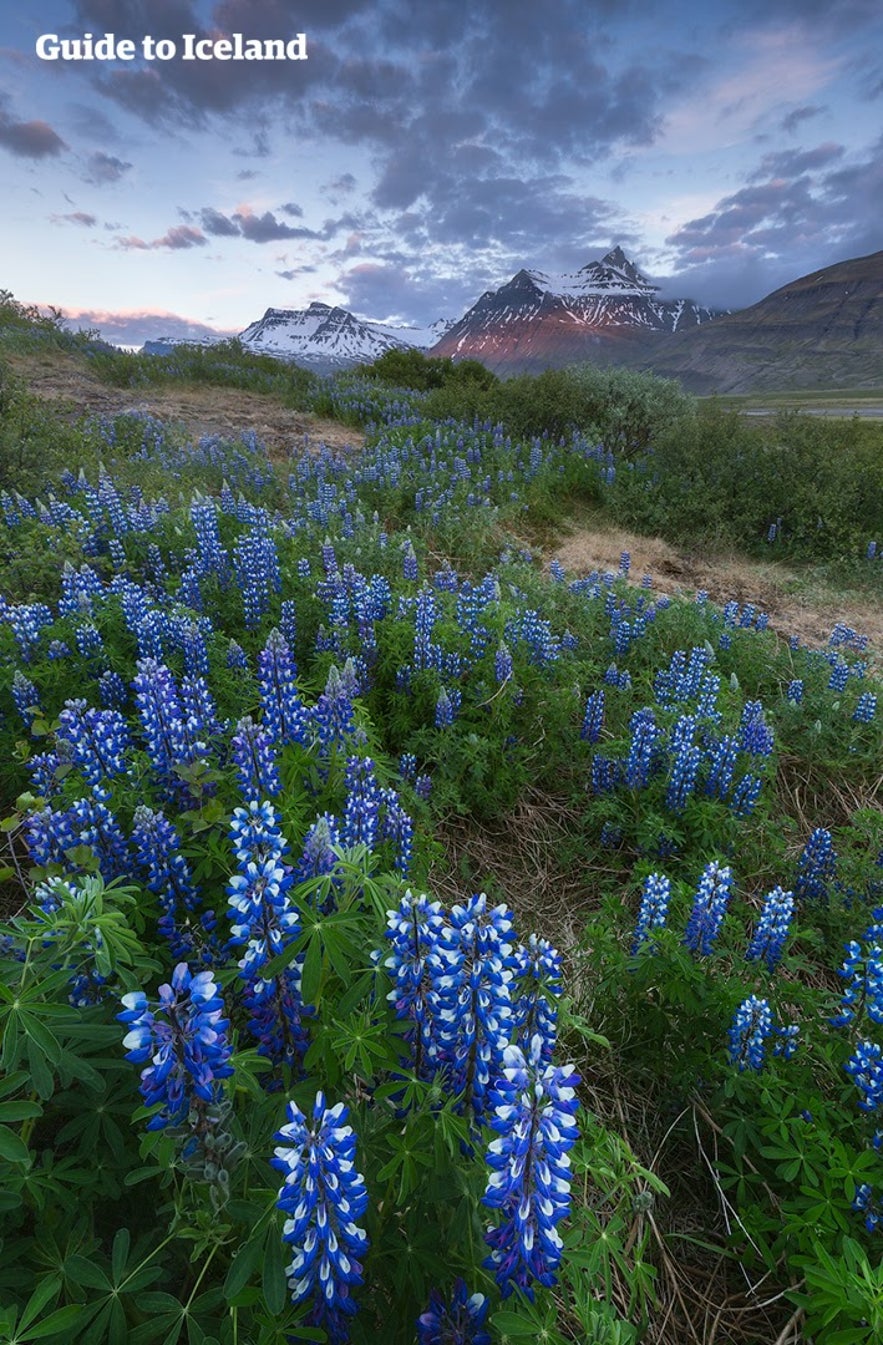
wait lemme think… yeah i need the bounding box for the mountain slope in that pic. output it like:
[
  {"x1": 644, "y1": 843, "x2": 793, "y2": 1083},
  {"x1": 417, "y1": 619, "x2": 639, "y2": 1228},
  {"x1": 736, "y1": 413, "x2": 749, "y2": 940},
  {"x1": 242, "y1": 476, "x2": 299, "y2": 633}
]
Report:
[
  {"x1": 640, "y1": 250, "x2": 883, "y2": 393},
  {"x1": 238, "y1": 302, "x2": 428, "y2": 370},
  {"x1": 430, "y1": 247, "x2": 721, "y2": 374}
]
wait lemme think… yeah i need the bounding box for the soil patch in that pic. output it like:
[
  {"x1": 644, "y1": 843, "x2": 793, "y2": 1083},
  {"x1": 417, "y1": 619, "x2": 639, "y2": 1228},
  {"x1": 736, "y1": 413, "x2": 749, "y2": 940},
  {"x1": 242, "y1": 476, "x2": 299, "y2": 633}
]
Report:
[{"x1": 6, "y1": 348, "x2": 364, "y2": 458}]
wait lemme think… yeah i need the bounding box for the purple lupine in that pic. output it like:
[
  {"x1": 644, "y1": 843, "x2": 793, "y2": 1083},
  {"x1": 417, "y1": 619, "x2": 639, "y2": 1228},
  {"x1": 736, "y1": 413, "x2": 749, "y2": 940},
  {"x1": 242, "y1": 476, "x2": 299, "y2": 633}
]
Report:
[
  {"x1": 482, "y1": 1035, "x2": 580, "y2": 1299},
  {"x1": 684, "y1": 861, "x2": 733, "y2": 956},
  {"x1": 844, "y1": 1039, "x2": 883, "y2": 1113},
  {"x1": 314, "y1": 664, "x2": 356, "y2": 753},
  {"x1": 118, "y1": 963, "x2": 233, "y2": 1130},
  {"x1": 272, "y1": 1093, "x2": 369, "y2": 1343},
  {"x1": 340, "y1": 757, "x2": 382, "y2": 850},
  {"x1": 832, "y1": 940, "x2": 883, "y2": 1029}
]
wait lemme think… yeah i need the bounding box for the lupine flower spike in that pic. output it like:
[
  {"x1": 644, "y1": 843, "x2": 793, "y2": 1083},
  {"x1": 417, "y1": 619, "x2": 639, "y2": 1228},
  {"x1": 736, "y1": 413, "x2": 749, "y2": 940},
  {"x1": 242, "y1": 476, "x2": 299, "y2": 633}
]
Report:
[{"x1": 417, "y1": 1280, "x2": 490, "y2": 1345}]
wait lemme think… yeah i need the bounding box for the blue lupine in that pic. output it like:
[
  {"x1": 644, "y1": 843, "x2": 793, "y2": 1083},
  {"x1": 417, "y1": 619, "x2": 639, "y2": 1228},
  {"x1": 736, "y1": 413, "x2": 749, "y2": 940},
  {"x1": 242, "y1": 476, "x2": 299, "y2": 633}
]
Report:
[
  {"x1": 482, "y1": 1035, "x2": 579, "y2": 1299},
  {"x1": 745, "y1": 886, "x2": 795, "y2": 972},
  {"x1": 787, "y1": 679, "x2": 804, "y2": 705},
  {"x1": 231, "y1": 715, "x2": 281, "y2": 798},
  {"x1": 293, "y1": 813, "x2": 341, "y2": 889},
  {"x1": 730, "y1": 773, "x2": 762, "y2": 817},
  {"x1": 226, "y1": 640, "x2": 248, "y2": 671},
  {"x1": 132, "y1": 806, "x2": 216, "y2": 965},
  {"x1": 98, "y1": 669, "x2": 127, "y2": 710},
  {"x1": 580, "y1": 689, "x2": 604, "y2": 743},
  {"x1": 854, "y1": 692, "x2": 877, "y2": 723},
  {"x1": 704, "y1": 734, "x2": 739, "y2": 801},
  {"x1": 624, "y1": 708, "x2": 661, "y2": 790},
  {"x1": 272, "y1": 1093, "x2": 369, "y2": 1343},
  {"x1": 227, "y1": 801, "x2": 309, "y2": 1072},
  {"x1": 258, "y1": 629, "x2": 309, "y2": 746},
  {"x1": 340, "y1": 756, "x2": 382, "y2": 850},
  {"x1": 666, "y1": 737, "x2": 702, "y2": 813},
  {"x1": 433, "y1": 894, "x2": 516, "y2": 1123},
  {"x1": 435, "y1": 687, "x2": 461, "y2": 729},
  {"x1": 631, "y1": 873, "x2": 672, "y2": 954},
  {"x1": 832, "y1": 941, "x2": 883, "y2": 1028},
  {"x1": 314, "y1": 665, "x2": 356, "y2": 752},
  {"x1": 118, "y1": 963, "x2": 233, "y2": 1130},
  {"x1": 684, "y1": 861, "x2": 733, "y2": 956},
  {"x1": 55, "y1": 700, "x2": 130, "y2": 785},
  {"x1": 845, "y1": 1039, "x2": 883, "y2": 1112},
  {"x1": 132, "y1": 657, "x2": 204, "y2": 793},
  {"x1": 853, "y1": 1182, "x2": 883, "y2": 1233},
  {"x1": 739, "y1": 701, "x2": 774, "y2": 757},
  {"x1": 11, "y1": 671, "x2": 40, "y2": 726},
  {"x1": 828, "y1": 659, "x2": 849, "y2": 693},
  {"x1": 494, "y1": 643, "x2": 513, "y2": 685},
  {"x1": 794, "y1": 827, "x2": 837, "y2": 904},
  {"x1": 384, "y1": 890, "x2": 446, "y2": 1076},
  {"x1": 180, "y1": 674, "x2": 223, "y2": 744},
  {"x1": 729, "y1": 995, "x2": 773, "y2": 1071},
  {"x1": 512, "y1": 934, "x2": 561, "y2": 1062},
  {"x1": 417, "y1": 1281, "x2": 490, "y2": 1345},
  {"x1": 378, "y1": 787, "x2": 414, "y2": 876},
  {"x1": 64, "y1": 792, "x2": 130, "y2": 882}
]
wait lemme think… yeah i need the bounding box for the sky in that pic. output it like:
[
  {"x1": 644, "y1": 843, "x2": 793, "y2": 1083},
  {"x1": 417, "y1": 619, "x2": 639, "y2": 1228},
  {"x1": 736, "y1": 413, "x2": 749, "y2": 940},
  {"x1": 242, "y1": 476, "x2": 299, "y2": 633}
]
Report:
[{"x1": 1, "y1": 0, "x2": 882, "y2": 345}]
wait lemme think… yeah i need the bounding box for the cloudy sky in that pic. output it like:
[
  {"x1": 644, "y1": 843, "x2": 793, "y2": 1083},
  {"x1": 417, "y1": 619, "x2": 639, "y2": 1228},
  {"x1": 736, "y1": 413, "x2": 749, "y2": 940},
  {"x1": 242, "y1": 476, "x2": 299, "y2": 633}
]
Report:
[{"x1": 2, "y1": 0, "x2": 882, "y2": 344}]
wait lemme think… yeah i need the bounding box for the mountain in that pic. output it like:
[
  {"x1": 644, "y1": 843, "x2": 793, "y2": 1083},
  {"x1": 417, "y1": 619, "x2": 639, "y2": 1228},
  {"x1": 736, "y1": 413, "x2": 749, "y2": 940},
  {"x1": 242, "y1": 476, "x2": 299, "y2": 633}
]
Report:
[
  {"x1": 429, "y1": 247, "x2": 722, "y2": 374},
  {"x1": 638, "y1": 250, "x2": 883, "y2": 393},
  {"x1": 237, "y1": 302, "x2": 428, "y2": 371}
]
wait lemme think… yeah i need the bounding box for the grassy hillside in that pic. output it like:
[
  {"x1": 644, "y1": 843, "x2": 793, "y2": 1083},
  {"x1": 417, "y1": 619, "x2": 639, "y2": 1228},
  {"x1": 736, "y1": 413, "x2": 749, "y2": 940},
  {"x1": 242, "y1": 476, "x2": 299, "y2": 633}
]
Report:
[{"x1": 0, "y1": 316, "x2": 881, "y2": 1345}]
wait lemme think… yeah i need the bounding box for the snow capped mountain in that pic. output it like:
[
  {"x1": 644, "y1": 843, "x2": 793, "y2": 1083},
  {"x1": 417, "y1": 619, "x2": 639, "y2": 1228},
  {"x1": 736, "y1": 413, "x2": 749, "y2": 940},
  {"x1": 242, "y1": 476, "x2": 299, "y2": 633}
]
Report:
[
  {"x1": 238, "y1": 302, "x2": 427, "y2": 370},
  {"x1": 430, "y1": 248, "x2": 723, "y2": 373}
]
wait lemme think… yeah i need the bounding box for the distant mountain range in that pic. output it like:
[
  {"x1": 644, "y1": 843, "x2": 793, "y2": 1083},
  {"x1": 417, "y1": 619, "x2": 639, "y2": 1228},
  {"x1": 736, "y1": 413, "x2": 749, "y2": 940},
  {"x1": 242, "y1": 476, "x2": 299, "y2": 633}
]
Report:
[
  {"x1": 430, "y1": 247, "x2": 722, "y2": 374},
  {"x1": 140, "y1": 247, "x2": 883, "y2": 391}
]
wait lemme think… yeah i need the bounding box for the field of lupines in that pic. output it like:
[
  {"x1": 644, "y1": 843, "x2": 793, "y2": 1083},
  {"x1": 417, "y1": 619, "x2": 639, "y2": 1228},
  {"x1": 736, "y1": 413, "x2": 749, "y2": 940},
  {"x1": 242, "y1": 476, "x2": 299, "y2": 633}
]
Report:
[{"x1": 0, "y1": 329, "x2": 882, "y2": 1344}]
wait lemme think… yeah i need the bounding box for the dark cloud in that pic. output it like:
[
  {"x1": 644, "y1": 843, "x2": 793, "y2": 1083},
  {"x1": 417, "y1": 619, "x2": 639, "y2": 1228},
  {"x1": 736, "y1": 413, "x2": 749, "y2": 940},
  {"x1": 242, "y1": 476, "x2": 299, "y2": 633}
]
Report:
[
  {"x1": 236, "y1": 169, "x2": 259, "y2": 179},
  {"x1": 0, "y1": 98, "x2": 66, "y2": 158},
  {"x1": 276, "y1": 265, "x2": 319, "y2": 280},
  {"x1": 200, "y1": 207, "x2": 240, "y2": 236},
  {"x1": 84, "y1": 151, "x2": 133, "y2": 184},
  {"x1": 780, "y1": 105, "x2": 824, "y2": 134},
  {"x1": 53, "y1": 211, "x2": 98, "y2": 227},
  {"x1": 231, "y1": 208, "x2": 321, "y2": 242},
  {"x1": 117, "y1": 224, "x2": 207, "y2": 250},
  {"x1": 746, "y1": 142, "x2": 845, "y2": 181},
  {"x1": 280, "y1": 202, "x2": 304, "y2": 217}
]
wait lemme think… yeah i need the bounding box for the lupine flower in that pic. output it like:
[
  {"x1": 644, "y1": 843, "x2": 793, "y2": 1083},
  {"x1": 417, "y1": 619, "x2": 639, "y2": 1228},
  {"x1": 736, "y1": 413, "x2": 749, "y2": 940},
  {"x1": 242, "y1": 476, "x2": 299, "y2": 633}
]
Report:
[
  {"x1": 704, "y1": 734, "x2": 739, "y2": 801},
  {"x1": 745, "y1": 886, "x2": 795, "y2": 972},
  {"x1": 832, "y1": 941, "x2": 883, "y2": 1028},
  {"x1": 384, "y1": 890, "x2": 446, "y2": 1077},
  {"x1": 227, "y1": 801, "x2": 309, "y2": 1072},
  {"x1": 853, "y1": 1182, "x2": 883, "y2": 1233},
  {"x1": 417, "y1": 1280, "x2": 490, "y2": 1345},
  {"x1": 512, "y1": 934, "x2": 561, "y2": 1063},
  {"x1": 433, "y1": 894, "x2": 516, "y2": 1123},
  {"x1": 132, "y1": 805, "x2": 217, "y2": 964},
  {"x1": 435, "y1": 687, "x2": 460, "y2": 729},
  {"x1": 795, "y1": 827, "x2": 837, "y2": 904},
  {"x1": 272, "y1": 1093, "x2": 369, "y2": 1343},
  {"x1": 666, "y1": 737, "x2": 702, "y2": 813},
  {"x1": 341, "y1": 756, "x2": 381, "y2": 850},
  {"x1": 258, "y1": 629, "x2": 309, "y2": 746},
  {"x1": 226, "y1": 640, "x2": 248, "y2": 671},
  {"x1": 482, "y1": 1035, "x2": 580, "y2": 1299},
  {"x1": 118, "y1": 963, "x2": 233, "y2": 1130},
  {"x1": 12, "y1": 671, "x2": 41, "y2": 726},
  {"x1": 632, "y1": 873, "x2": 671, "y2": 954},
  {"x1": 494, "y1": 642, "x2": 513, "y2": 684},
  {"x1": 314, "y1": 665, "x2": 356, "y2": 752},
  {"x1": 854, "y1": 692, "x2": 878, "y2": 723},
  {"x1": 378, "y1": 787, "x2": 414, "y2": 876},
  {"x1": 787, "y1": 679, "x2": 804, "y2": 705},
  {"x1": 231, "y1": 715, "x2": 281, "y2": 798},
  {"x1": 684, "y1": 862, "x2": 733, "y2": 956},
  {"x1": 728, "y1": 995, "x2": 773, "y2": 1071},
  {"x1": 580, "y1": 689, "x2": 604, "y2": 743},
  {"x1": 739, "y1": 701, "x2": 774, "y2": 757},
  {"x1": 56, "y1": 699, "x2": 130, "y2": 785},
  {"x1": 730, "y1": 773, "x2": 762, "y2": 817},
  {"x1": 844, "y1": 1039, "x2": 883, "y2": 1112},
  {"x1": 624, "y1": 708, "x2": 661, "y2": 790}
]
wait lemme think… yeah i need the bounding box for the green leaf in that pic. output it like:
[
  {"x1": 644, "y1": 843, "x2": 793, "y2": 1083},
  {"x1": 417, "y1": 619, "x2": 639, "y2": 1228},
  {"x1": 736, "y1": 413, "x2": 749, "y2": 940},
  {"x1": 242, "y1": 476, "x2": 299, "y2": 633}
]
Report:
[
  {"x1": 18, "y1": 1278, "x2": 61, "y2": 1331},
  {"x1": 0, "y1": 1125, "x2": 30, "y2": 1163},
  {"x1": 19, "y1": 1011, "x2": 61, "y2": 1063},
  {"x1": 0, "y1": 1099, "x2": 42, "y2": 1122},
  {"x1": 21, "y1": 1305, "x2": 86, "y2": 1340},
  {"x1": 300, "y1": 932, "x2": 323, "y2": 1005},
  {"x1": 491, "y1": 1309, "x2": 540, "y2": 1337},
  {"x1": 224, "y1": 1234, "x2": 265, "y2": 1301},
  {"x1": 262, "y1": 1223, "x2": 287, "y2": 1316},
  {"x1": 111, "y1": 1228, "x2": 131, "y2": 1282}
]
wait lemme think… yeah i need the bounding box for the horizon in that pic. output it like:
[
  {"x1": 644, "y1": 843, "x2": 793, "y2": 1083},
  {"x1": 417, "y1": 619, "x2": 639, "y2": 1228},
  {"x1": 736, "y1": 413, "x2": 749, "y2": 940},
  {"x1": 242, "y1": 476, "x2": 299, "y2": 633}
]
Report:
[{"x1": 3, "y1": 1, "x2": 883, "y2": 347}]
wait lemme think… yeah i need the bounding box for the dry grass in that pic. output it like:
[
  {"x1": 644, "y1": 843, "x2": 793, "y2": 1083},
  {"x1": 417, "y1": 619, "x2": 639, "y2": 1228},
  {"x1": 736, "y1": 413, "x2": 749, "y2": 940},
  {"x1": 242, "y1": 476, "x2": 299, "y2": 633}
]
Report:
[
  {"x1": 551, "y1": 518, "x2": 883, "y2": 658},
  {"x1": 4, "y1": 347, "x2": 364, "y2": 459}
]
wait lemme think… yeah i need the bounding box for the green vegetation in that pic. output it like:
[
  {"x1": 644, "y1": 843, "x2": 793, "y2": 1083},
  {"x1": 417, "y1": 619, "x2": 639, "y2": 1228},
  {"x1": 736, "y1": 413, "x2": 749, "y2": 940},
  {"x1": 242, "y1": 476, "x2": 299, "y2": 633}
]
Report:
[{"x1": 0, "y1": 303, "x2": 880, "y2": 1343}]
